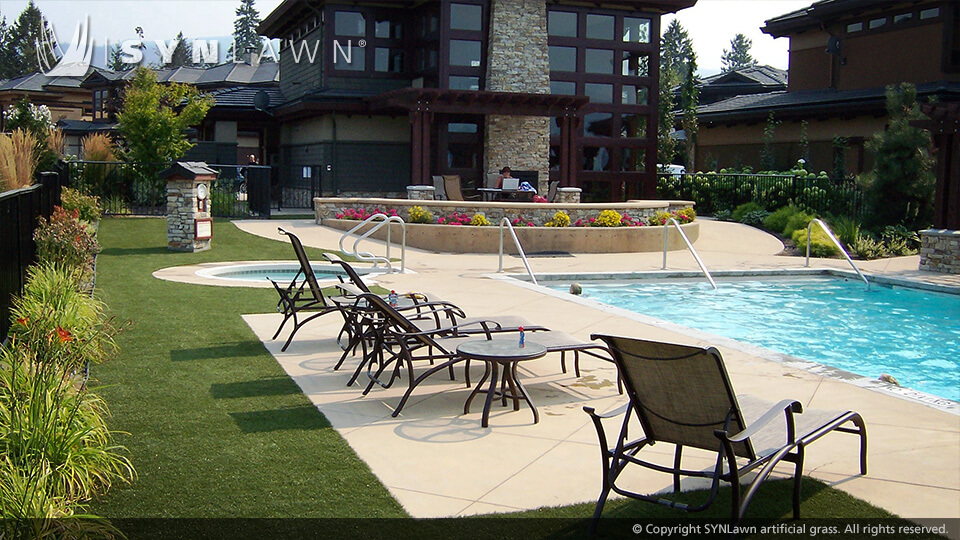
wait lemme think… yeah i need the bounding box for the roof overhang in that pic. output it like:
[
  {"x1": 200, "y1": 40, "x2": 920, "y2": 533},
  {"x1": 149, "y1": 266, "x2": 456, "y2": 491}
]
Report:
[
  {"x1": 368, "y1": 88, "x2": 589, "y2": 116},
  {"x1": 763, "y1": 0, "x2": 898, "y2": 37}
]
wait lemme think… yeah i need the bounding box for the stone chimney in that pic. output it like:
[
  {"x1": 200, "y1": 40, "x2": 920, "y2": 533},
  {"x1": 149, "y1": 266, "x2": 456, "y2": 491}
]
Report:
[
  {"x1": 246, "y1": 46, "x2": 260, "y2": 67},
  {"x1": 484, "y1": 0, "x2": 550, "y2": 183}
]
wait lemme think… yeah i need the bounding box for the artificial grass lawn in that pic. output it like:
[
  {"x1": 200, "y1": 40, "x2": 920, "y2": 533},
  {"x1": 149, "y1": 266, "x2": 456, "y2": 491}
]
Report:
[{"x1": 87, "y1": 217, "x2": 928, "y2": 538}]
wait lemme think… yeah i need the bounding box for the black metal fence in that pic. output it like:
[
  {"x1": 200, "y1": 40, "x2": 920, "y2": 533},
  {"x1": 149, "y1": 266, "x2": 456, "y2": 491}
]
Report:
[
  {"x1": 65, "y1": 161, "x2": 272, "y2": 218},
  {"x1": 0, "y1": 167, "x2": 68, "y2": 341},
  {"x1": 656, "y1": 172, "x2": 866, "y2": 219}
]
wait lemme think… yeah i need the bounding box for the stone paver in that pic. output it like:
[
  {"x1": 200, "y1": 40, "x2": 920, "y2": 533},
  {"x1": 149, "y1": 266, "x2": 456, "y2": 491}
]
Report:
[{"x1": 228, "y1": 219, "x2": 959, "y2": 522}]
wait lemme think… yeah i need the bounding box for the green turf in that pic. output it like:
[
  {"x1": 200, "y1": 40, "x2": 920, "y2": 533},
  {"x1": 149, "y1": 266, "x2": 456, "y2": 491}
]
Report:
[{"x1": 86, "y1": 217, "x2": 933, "y2": 538}]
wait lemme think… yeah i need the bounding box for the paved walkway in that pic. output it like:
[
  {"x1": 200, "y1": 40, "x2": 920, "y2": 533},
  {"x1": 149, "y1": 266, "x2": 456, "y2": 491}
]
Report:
[{"x1": 229, "y1": 219, "x2": 959, "y2": 522}]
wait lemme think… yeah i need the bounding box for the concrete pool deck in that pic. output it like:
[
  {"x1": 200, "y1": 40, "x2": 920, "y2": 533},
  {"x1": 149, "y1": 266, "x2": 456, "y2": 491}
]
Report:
[{"x1": 231, "y1": 218, "x2": 960, "y2": 523}]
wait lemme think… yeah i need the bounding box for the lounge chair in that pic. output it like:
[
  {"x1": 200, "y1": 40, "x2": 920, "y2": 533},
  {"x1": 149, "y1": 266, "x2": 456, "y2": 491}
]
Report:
[
  {"x1": 357, "y1": 293, "x2": 614, "y2": 416},
  {"x1": 547, "y1": 179, "x2": 560, "y2": 202},
  {"x1": 432, "y1": 175, "x2": 447, "y2": 200},
  {"x1": 442, "y1": 174, "x2": 481, "y2": 201},
  {"x1": 584, "y1": 334, "x2": 867, "y2": 532},
  {"x1": 271, "y1": 228, "x2": 346, "y2": 351}
]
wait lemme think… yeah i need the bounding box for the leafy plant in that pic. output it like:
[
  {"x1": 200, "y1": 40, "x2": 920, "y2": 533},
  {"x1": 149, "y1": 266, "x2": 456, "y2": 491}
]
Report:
[
  {"x1": 782, "y1": 210, "x2": 815, "y2": 238},
  {"x1": 763, "y1": 204, "x2": 799, "y2": 235},
  {"x1": 827, "y1": 216, "x2": 862, "y2": 249},
  {"x1": 511, "y1": 217, "x2": 534, "y2": 227},
  {"x1": 732, "y1": 201, "x2": 764, "y2": 222},
  {"x1": 881, "y1": 225, "x2": 920, "y2": 252},
  {"x1": 791, "y1": 227, "x2": 839, "y2": 258},
  {"x1": 594, "y1": 209, "x2": 623, "y2": 227},
  {"x1": 60, "y1": 188, "x2": 103, "y2": 224},
  {"x1": 33, "y1": 207, "x2": 100, "y2": 276},
  {"x1": 740, "y1": 209, "x2": 770, "y2": 227},
  {"x1": 407, "y1": 206, "x2": 434, "y2": 224},
  {"x1": 544, "y1": 211, "x2": 570, "y2": 227},
  {"x1": 851, "y1": 233, "x2": 887, "y2": 260},
  {"x1": 713, "y1": 209, "x2": 733, "y2": 222},
  {"x1": 78, "y1": 133, "x2": 118, "y2": 196}
]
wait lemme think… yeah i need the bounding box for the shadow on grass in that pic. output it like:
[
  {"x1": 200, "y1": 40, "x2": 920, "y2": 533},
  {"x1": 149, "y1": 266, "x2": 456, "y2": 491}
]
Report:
[
  {"x1": 99, "y1": 246, "x2": 170, "y2": 257},
  {"x1": 210, "y1": 377, "x2": 302, "y2": 399},
  {"x1": 169, "y1": 342, "x2": 266, "y2": 362},
  {"x1": 228, "y1": 405, "x2": 331, "y2": 433}
]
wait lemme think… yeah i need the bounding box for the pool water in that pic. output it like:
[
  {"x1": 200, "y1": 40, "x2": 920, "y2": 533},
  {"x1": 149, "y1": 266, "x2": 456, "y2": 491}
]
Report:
[{"x1": 552, "y1": 277, "x2": 960, "y2": 401}]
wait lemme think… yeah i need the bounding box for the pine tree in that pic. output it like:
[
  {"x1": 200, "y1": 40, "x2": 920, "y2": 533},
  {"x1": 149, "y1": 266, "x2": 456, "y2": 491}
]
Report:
[
  {"x1": 720, "y1": 33, "x2": 757, "y2": 73},
  {"x1": 168, "y1": 31, "x2": 192, "y2": 67},
  {"x1": 658, "y1": 19, "x2": 694, "y2": 166},
  {"x1": 229, "y1": 0, "x2": 264, "y2": 62},
  {"x1": 7, "y1": 1, "x2": 56, "y2": 77},
  {"x1": 862, "y1": 83, "x2": 935, "y2": 230},
  {"x1": 680, "y1": 55, "x2": 699, "y2": 172},
  {"x1": 108, "y1": 43, "x2": 126, "y2": 71},
  {"x1": 0, "y1": 12, "x2": 14, "y2": 79}
]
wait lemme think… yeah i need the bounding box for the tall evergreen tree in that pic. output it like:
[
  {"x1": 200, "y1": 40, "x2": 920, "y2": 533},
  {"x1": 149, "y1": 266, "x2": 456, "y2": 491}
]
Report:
[
  {"x1": 108, "y1": 43, "x2": 126, "y2": 71},
  {"x1": 167, "y1": 31, "x2": 193, "y2": 67},
  {"x1": 680, "y1": 55, "x2": 699, "y2": 172},
  {"x1": 658, "y1": 19, "x2": 694, "y2": 166},
  {"x1": 7, "y1": 1, "x2": 56, "y2": 77},
  {"x1": 229, "y1": 0, "x2": 265, "y2": 62},
  {"x1": 720, "y1": 33, "x2": 757, "y2": 72},
  {"x1": 0, "y1": 12, "x2": 14, "y2": 79}
]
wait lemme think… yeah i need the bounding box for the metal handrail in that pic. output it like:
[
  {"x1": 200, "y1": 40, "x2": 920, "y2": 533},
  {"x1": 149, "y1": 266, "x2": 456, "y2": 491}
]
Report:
[
  {"x1": 662, "y1": 218, "x2": 717, "y2": 290},
  {"x1": 338, "y1": 213, "x2": 406, "y2": 273},
  {"x1": 497, "y1": 218, "x2": 538, "y2": 285},
  {"x1": 805, "y1": 219, "x2": 869, "y2": 289}
]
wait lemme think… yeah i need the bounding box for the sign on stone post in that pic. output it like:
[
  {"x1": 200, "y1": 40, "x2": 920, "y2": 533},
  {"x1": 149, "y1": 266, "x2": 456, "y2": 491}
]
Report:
[{"x1": 161, "y1": 161, "x2": 217, "y2": 252}]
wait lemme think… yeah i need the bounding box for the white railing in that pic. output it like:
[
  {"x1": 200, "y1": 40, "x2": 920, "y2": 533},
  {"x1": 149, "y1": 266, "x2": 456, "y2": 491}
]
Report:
[
  {"x1": 338, "y1": 213, "x2": 406, "y2": 274},
  {"x1": 662, "y1": 218, "x2": 717, "y2": 290},
  {"x1": 497, "y1": 218, "x2": 538, "y2": 285},
  {"x1": 805, "y1": 219, "x2": 869, "y2": 289}
]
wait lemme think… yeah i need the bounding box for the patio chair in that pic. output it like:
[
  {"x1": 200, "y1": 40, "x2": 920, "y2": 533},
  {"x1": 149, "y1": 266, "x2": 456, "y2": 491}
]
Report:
[
  {"x1": 584, "y1": 334, "x2": 867, "y2": 532},
  {"x1": 547, "y1": 180, "x2": 560, "y2": 202},
  {"x1": 271, "y1": 228, "x2": 346, "y2": 351},
  {"x1": 432, "y1": 175, "x2": 447, "y2": 200},
  {"x1": 485, "y1": 172, "x2": 500, "y2": 189},
  {"x1": 442, "y1": 175, "x2": 481, "y2": 201}
]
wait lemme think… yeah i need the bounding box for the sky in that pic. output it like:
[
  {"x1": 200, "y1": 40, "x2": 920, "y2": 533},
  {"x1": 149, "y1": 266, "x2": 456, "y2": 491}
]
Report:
[{"x1": 0, "y1": 0, "x2": 811, "y2": 74}]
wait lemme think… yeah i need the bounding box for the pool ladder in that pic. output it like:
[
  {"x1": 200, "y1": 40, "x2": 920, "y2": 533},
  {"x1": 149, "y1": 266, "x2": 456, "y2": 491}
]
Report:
[
  {"x1": 497, "y1": 218, "x2": 538, "y2": 285},
  {"x1": 338, "y1": 213, "x2": 406, "y2": 274},
  {"x1": 805, "y1": 219, "x2": 869, "y2": 289},
  {"x1": 662, "y1": 218, "x2": 717, "y2": 289}
]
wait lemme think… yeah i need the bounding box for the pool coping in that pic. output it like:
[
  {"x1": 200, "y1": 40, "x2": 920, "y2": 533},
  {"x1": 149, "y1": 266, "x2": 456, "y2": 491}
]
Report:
[
  {"x1": 152, "y1": 260, "x2": 399, "y2": 289},
  {"x1": 492, "y1": 268, "x2": 960, "y2": 415}
]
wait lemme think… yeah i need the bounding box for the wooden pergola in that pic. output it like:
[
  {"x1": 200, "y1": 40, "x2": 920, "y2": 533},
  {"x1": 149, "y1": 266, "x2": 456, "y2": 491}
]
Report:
[
  {"x1": 368, "y1": 88, "x2": 589, "y2": 188},
  {"x1": 912, "y1": 102, "x2": 960, "y2": 229}
]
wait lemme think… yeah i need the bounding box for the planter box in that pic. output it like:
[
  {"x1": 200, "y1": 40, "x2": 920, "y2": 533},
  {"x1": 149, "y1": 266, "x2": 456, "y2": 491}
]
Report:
[{"x1": 322, "y1": 218, "x2": 698, "y2": 254}]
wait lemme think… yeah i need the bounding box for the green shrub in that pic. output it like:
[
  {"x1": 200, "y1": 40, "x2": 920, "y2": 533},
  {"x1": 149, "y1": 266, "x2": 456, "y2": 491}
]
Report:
[
  {"x1": 713, "y1": 209, "x2": 733, "y2": 222},
  {"x1": 60, "y1": 188, "x2": 102, "y2": 224},
  {"x1": 791, "y1": 227, "x2": 839, "y2": 257},
  {"x1": 33, "y1": 207, "x2": 100, "y2": 276},
  {"x1": 852, "y1": 233, "x2": 888, "y2": 260},
  {"x1": 762, "y1": 204, "x2": 799, "y2": 234},
  {"x1": 732, "y1": 202, "x2": 764, "y2": 222},
  {"x1": 881, "y1": 225, "x2": 920, "y2": 252},
  {"x1": 827, "y1": 216, "x2": 862, "y2": 249},
  {"x1": 740, "y1": 209, "x2": 771, "y2": 227},
  {"x1": 9, "y1": 265, "x2": 117, "y2": 372},
  {"x1": 782, "y1": 210, "x2": 815, "y2": 237},
  {"x1": 407, "y1": 205, "x2": 434, "y2": 224}
]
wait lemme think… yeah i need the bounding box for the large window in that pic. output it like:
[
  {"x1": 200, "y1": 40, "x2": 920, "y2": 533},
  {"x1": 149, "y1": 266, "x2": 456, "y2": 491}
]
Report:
[
  {"x1": 450, "y1": 3, "x2": 482, "y2": 31},
  {"x1": 450, "y1": 40, "x2": 481, "y2": 67}
]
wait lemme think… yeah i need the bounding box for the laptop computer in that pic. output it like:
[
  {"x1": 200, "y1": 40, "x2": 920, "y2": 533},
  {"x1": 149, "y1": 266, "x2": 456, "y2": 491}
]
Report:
[{"x1": 501, "y1": 177, "x2": 519, "y2": 191}]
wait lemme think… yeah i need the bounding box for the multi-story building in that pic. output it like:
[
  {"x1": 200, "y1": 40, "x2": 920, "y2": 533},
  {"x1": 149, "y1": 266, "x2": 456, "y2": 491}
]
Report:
[
  {"x1": 259, "y1": 0, "x2": 695, "y2": 201},
  {"x1": 694, "y1": 0, "x2": 959, "y2": 175}
]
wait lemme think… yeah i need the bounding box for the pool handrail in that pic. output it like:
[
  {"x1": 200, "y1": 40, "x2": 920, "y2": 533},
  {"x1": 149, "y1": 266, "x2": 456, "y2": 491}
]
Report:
[
  {"x1": 805, "y1": 219, "x2": 869, "y2": 289},
  {"x1": 338, "y1": 213, "x2": 406, "y2": 274},
  {"x1": 662, "y1": 218, "x2": 717, "y2": 290},
  {"x1": 498, "y1": 217, "x2": 538, "y2": 285}
]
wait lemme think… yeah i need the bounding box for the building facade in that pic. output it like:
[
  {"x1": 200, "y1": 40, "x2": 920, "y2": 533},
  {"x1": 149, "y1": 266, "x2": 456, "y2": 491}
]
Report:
[
  {"x1": 694, "y1": 0, "x2": 959, "y2": 175},
  {"x1": 259, "y1": 0, "x2": 695, "y2": 201}
]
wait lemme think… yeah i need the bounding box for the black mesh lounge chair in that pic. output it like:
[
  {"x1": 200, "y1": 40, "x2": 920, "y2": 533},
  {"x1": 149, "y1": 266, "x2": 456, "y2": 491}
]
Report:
[
  {"x1": 584, "y1": 335, "x2": 867, "y2": 532},
  {"x1": 358, "y1": 293, "x2": 617, "y2": 416},
  {"x1": 271, "y1": 228, "x2": 345, "y2": 351}
]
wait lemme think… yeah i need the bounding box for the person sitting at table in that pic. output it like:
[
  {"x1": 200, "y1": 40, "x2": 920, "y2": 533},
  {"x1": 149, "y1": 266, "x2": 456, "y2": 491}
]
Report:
[{"x1": 496, "y1": 166, "x2": 516, "y2": 189}]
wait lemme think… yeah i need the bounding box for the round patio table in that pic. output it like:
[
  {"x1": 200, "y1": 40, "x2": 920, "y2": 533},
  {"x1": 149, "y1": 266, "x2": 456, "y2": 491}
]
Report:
[{"x1": 458, "y1": 338, "x2": 547, "y2": 427}]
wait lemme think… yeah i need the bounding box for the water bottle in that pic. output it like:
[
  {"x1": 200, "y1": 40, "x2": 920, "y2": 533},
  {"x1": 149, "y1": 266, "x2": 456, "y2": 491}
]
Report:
[
  {"x1": 388, "y1": 290, "x2": 398, "y2": 307},
  {"x1": 519, "y1": 326, "x2": 525, "y2": 348}
]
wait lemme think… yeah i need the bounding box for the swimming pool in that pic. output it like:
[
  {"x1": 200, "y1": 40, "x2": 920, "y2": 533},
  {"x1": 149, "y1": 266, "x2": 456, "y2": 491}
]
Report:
[
  {"x1": 195, "y1": 262, "x2": 373, "y2": 284},
  {"x1": 548, "y1": 275, "x2": 960, "y2": 402}
]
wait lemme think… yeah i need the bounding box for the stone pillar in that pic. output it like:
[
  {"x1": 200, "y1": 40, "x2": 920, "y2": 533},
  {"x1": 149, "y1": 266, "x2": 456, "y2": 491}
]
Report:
[
  {"x1": 161, "y1": 162, "x2": 216, "y2": 252},
  {"x1": 557, "y1": 187, "x2": 582, "y2": 204},
  {"x1": 484, "y1": 0, "x2": 550, "y2": 181},
  {"x1": 919, "y1": 229, "x2": 960, "y2": 274},
  {"x1": 406, "y1": 185, "x2": 435, "y2": 200}
]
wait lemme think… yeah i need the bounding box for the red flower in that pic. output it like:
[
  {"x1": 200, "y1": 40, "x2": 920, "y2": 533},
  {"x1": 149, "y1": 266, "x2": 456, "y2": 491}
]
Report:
[{"x1": 55, "y1": 326, "x2": 73, "y2": 343}]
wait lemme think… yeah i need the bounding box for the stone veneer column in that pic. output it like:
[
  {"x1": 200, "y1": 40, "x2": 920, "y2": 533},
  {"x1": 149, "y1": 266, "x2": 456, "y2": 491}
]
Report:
[{"x1": 484, "y1": 0, "x2": 550, "y2": 185}]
